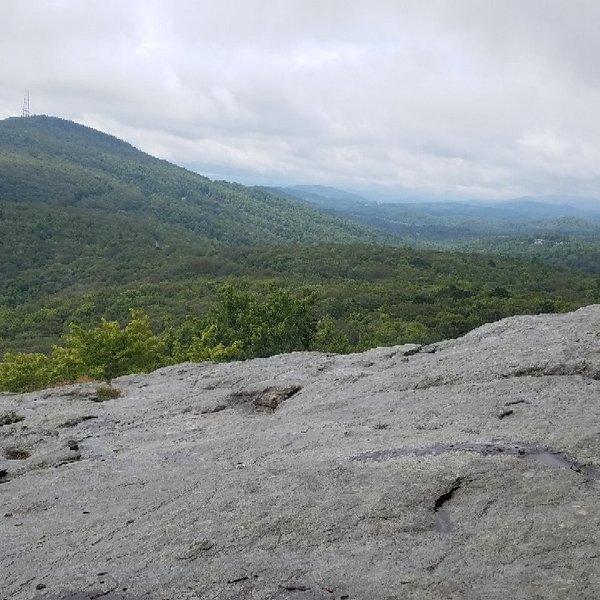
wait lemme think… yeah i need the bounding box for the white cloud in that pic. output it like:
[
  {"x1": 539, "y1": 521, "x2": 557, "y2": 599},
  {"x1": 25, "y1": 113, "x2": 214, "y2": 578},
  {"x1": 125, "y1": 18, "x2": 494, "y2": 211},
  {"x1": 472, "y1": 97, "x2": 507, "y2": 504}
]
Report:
[{"x1": 1, "y1": 0, "x2": 600, "y2": 201}]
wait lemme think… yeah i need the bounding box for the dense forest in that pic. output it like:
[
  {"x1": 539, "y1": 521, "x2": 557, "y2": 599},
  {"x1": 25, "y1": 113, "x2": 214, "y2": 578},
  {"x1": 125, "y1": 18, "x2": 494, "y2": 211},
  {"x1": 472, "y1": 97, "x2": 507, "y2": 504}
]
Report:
[{"x1": 1, "y1": 116, "x2": 599, "y2": 392}]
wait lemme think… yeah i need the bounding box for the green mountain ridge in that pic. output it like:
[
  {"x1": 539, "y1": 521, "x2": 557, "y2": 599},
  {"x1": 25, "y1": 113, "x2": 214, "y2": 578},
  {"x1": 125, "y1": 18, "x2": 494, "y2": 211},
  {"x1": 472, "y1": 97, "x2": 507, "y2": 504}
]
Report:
[
  {"x1": 0, "y1": 115, "x2": 388, "y2": 302},
  {"x1": 0, "y1": 116, "x2": 386, "y2": 246}
]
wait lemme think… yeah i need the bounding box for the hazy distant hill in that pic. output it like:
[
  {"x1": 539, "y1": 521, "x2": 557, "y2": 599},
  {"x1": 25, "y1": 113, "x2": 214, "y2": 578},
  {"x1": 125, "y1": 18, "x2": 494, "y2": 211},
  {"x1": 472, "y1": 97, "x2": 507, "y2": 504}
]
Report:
[
  {"x1": 270, "y1": 184, "x2": 600, "y2": 242},
  {"x1": 272, "y1": 184, "x2": 373, "y2": 210}
]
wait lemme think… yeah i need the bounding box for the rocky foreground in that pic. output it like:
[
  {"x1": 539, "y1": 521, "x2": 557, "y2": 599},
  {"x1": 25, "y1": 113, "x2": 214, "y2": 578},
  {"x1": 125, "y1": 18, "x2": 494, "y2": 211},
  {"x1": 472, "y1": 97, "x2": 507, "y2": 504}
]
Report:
[{"x1": 1, "y1": 306, "x2": 600, "y2": 600}]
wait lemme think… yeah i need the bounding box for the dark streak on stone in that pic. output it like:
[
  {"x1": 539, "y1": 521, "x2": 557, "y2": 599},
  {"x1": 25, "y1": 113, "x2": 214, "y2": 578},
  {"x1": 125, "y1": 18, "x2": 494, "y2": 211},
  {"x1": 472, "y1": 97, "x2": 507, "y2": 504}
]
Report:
[
  {"x1": 402, "y1": 346, "x2": 422, "y2": 357},
  {"x1": 36, "y1": 593, "x2": 140, "y2": 600},
  {"x1": 505, "y1": 399, "x2": 527, "y2": 406},
  {"x1": 498, "y1": 409, "x2": 514, "y2": 419},
  {"x1": 60, "y1": 415, "x2": 98, "y2": 428},
  {"x1": 281, "y1": 585, "x2": 311, "y2": 592},
  {"x1": 351, "y1": 441, "x2": 600, "y2": 481},
  {"x1": 434, "y1": 477, "x2": 463, "y2": 511},
  {"x1": 4, "y1": 447, "x2": 31, "y2": 460},
  {"x1": 227, "y1": 576, "x2": 250, "y2": 584},
  {"x1": 201, "y1": 404, "x2": 227, "y2": 414},
  {"x1": 0, "y1": 467, "x2": 9, "y2": 483}
]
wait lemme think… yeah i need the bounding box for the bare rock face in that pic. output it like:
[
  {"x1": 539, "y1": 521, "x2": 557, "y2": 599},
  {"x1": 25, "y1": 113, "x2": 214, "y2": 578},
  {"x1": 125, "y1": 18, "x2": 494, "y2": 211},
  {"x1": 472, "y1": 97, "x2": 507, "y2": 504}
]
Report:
[{"x1": 1, "y1": 305, "x2": 600, "y2": 600}]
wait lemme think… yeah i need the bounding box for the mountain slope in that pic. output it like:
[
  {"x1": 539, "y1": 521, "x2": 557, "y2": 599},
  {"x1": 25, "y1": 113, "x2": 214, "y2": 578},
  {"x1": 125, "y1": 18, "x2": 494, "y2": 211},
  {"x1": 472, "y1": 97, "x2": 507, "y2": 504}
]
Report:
[
  {"x1": 0, "y1": 116, "x2": 391, "y2": 302},
  {"x1": 0, "y1": 116, "x2": 387, "y2": 246}
]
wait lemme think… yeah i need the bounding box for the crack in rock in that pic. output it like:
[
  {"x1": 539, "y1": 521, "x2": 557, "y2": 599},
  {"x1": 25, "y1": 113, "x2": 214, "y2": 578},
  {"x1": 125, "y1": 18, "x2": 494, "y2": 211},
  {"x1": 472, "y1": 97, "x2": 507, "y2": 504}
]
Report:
[
  {"x1": 506, "y1": 361, "x2": 600, "y2": 381},
  {"x1": 227, "y1": 385, "x2": 302, "y2": 413},
  {"x1": 433, "y1": 477, "x2": 463, "y2": 533},
  {"x1": 59, "y1": 415, "x2": 98, "y2": 428}
]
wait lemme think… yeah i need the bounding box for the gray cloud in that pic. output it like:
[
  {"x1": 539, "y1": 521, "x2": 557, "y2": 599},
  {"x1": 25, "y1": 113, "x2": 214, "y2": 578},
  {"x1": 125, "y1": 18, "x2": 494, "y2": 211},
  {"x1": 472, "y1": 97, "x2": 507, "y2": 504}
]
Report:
[{"x1": 1, "y1": 0, "x2": 600, "y2": 200}]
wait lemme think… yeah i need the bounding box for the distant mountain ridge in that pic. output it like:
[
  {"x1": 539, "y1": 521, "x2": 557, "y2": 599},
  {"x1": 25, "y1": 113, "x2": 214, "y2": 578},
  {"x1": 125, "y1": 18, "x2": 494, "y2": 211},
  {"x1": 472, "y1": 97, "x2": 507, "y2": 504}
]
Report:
[
  {"x1": 266, "y1": 184, "x2": 600, "y2": 243},
  {"x1": 273, "y1": 184, "x2": 600, "y2": 220}
]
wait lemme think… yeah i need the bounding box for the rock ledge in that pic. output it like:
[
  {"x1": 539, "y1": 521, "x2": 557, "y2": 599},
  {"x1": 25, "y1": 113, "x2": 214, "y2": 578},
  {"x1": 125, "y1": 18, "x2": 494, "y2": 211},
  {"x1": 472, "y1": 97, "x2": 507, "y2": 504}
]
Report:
[{"x1": 1, "y1": 306, "x2": 600, "y2": 599}]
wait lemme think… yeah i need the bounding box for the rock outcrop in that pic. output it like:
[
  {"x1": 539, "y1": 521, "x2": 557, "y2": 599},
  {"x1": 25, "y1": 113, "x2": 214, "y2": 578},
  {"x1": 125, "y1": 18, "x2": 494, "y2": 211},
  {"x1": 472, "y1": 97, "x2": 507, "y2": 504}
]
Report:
[{"x1": 1, "y1": 306, "x2": 600, "y2": 600}]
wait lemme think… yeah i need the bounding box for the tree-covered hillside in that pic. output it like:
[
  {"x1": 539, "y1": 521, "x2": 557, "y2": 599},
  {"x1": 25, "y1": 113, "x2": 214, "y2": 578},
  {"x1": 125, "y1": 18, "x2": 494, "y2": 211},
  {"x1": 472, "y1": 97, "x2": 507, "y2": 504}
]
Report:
[
  {"x1": 0, "y1": 115, "x2": 386, "y2": 246},
  {"x1": 272, "y1": 185, "x2": 600, "y2": 274},
  {"x1": 2, "y1": 243, "x2": 599, "y2": 357}
]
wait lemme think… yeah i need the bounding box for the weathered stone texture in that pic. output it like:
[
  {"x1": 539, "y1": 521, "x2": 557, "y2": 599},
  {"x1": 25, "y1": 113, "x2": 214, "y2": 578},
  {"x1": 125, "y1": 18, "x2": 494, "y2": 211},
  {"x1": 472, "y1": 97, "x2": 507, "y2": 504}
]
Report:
[{"x1": 1, "y1": 306, "x2": 599, "y2": 599}]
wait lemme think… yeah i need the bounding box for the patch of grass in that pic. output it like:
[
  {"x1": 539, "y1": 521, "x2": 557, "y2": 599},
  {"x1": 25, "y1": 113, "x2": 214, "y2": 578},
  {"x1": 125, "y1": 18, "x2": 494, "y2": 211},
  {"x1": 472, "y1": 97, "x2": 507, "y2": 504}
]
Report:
[
  {"x1": 93, "y1": 385, "x2": 122, "y2": 402},
  {"x1": 0, "y1": 411, "x2": 25, "y2": 426}
]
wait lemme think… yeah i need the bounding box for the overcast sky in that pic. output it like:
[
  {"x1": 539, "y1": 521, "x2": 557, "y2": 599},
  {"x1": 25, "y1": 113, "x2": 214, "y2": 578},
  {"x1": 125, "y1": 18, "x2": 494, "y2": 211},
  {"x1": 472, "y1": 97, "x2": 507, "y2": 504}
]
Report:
[{"x1": 2, "y1": 0, "x2": 600, "y2": 201}]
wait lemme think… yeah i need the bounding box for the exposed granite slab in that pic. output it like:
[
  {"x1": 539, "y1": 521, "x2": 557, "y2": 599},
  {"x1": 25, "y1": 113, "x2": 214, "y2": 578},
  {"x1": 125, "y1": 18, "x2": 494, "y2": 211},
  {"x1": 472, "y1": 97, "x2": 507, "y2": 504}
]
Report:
[{"x1": 1, "y1": 306, "x2": 599, "y2": 599}]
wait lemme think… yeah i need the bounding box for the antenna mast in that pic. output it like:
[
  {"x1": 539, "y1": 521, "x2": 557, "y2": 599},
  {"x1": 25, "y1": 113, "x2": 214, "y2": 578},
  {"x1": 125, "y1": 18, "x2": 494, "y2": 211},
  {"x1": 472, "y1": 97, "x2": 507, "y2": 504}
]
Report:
[{"x1": 21, "y1": 91, "x2": 30, "y2": 117}]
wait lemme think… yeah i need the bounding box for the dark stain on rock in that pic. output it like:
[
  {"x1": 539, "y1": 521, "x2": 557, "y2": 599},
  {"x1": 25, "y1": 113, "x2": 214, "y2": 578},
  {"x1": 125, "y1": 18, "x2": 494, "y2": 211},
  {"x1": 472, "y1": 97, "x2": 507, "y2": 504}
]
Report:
[
  {"x1": 507, "y1": 362, "x2": 600, "y2": 381},
  {"x1": 35, "y1": 594, "x2": 143, "y2": 600},
  {"x1": 60, "y1": 415, "x2": 98, "y2": 428},
  {"x1": 351, "y1": 441, "x2": 600, "y2": 481},
  {"x1": 498, "y1": 409, "x2": 514, "y2": 419},
  {"x1": 434, "y1": 477, "x2": 463, "y2": 511},
  {"x1": 227, "y1": 576, "x2": 250, "y2": 584},
  {"x1": 57, "y1": 451, "x2": 82, "y2": 466},
  {"x1": 505, "y1": 399, "x2": 527, "y2": 406},
  {"x1": 402, "y1": 346, "x2": 422, "y2": 357},
  {"x1": 0, "y1": 467, "x2": 10, "y2": 483},
  {"x1": 201, "y1": 404, "x2": 227, "y2": 414},
  {"x1": 280, "y1": 584, "x2": 311, "y2": 592},
  {"x1": 4, "y1": 447, "x2": 31, "y2": 460}
]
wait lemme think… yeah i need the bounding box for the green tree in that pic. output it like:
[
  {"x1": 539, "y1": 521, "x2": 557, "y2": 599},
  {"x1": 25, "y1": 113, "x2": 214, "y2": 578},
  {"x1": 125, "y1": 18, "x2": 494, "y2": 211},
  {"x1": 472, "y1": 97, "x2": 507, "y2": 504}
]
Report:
[{"x1": 207, "y1": 284, "x2": 318, "y2": 358}]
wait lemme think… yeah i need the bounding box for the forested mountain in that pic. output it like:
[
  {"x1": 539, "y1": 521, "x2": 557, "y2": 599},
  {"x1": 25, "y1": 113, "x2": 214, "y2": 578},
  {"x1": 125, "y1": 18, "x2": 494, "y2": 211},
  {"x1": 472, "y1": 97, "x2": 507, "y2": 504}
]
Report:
[
  {"x1": 2, "y1": 242, "x2": 599, "y2": 358},
  {"x1": 0, "y1": 116, "x2": 389, "y2": 248},
  {"x1": 274, "y1": 184, "x2": 600, "y2": 237},
  {"x1": 0, "y1": 116, "x2": 392, "y2": 303}
]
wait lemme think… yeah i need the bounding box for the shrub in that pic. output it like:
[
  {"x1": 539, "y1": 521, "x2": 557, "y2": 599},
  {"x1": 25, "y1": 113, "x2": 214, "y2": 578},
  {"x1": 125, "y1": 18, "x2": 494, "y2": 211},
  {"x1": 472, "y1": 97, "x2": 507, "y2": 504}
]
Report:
[
  {"x1": 54, "y1": 308, "x2": 166, "y2": 381},
  {"x1": 0, "y1": 352, "x2": 51, "y2": 392},
  {"x1": 0, "y1": 309, "x2": 166, "y2": 392}
]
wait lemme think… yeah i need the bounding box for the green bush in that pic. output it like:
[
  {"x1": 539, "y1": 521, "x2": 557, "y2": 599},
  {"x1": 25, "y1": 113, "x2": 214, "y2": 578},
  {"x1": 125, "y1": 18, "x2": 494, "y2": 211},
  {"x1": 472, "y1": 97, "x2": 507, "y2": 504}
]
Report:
[
  {"x1": 205, "y1": 284, "x2": 318, "y2": 358},
  {"x1": 52, "y1": 308, "x2": 166, "y2": 382},
  {"x1": 176, "y1": 324, "x2": 243, "y2": 363},
  {"x1": 0, "y1": 286, "x2": 322, "y2": 392},
  {"x1": 0, "y1": 352, "x2": 51, "y2": 392},
  {"x1": 0, "y1": 309, "x2": 167, "y2": 392}
]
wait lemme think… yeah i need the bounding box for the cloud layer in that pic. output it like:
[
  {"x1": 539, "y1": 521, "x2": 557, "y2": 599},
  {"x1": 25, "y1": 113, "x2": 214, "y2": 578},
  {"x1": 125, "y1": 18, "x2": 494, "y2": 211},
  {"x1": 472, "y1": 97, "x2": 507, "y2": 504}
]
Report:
[{"x1": 2, "y1": 0, "x2": 600, "y2": 200}]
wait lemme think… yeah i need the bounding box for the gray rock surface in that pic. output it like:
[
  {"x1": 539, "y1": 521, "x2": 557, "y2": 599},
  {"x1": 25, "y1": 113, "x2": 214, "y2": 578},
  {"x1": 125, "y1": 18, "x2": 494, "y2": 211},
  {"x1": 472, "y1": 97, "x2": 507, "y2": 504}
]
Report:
[{"x1": 1, "y1": 305, "x2": 600, "y2": 600}]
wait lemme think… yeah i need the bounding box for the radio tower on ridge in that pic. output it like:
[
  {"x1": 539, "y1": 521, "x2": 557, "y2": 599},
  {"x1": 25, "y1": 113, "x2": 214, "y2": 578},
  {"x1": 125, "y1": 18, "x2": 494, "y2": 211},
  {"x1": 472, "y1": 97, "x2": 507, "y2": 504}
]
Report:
[{"x1": 21, "y1": 91, "x2": 30, "y2": 117}]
